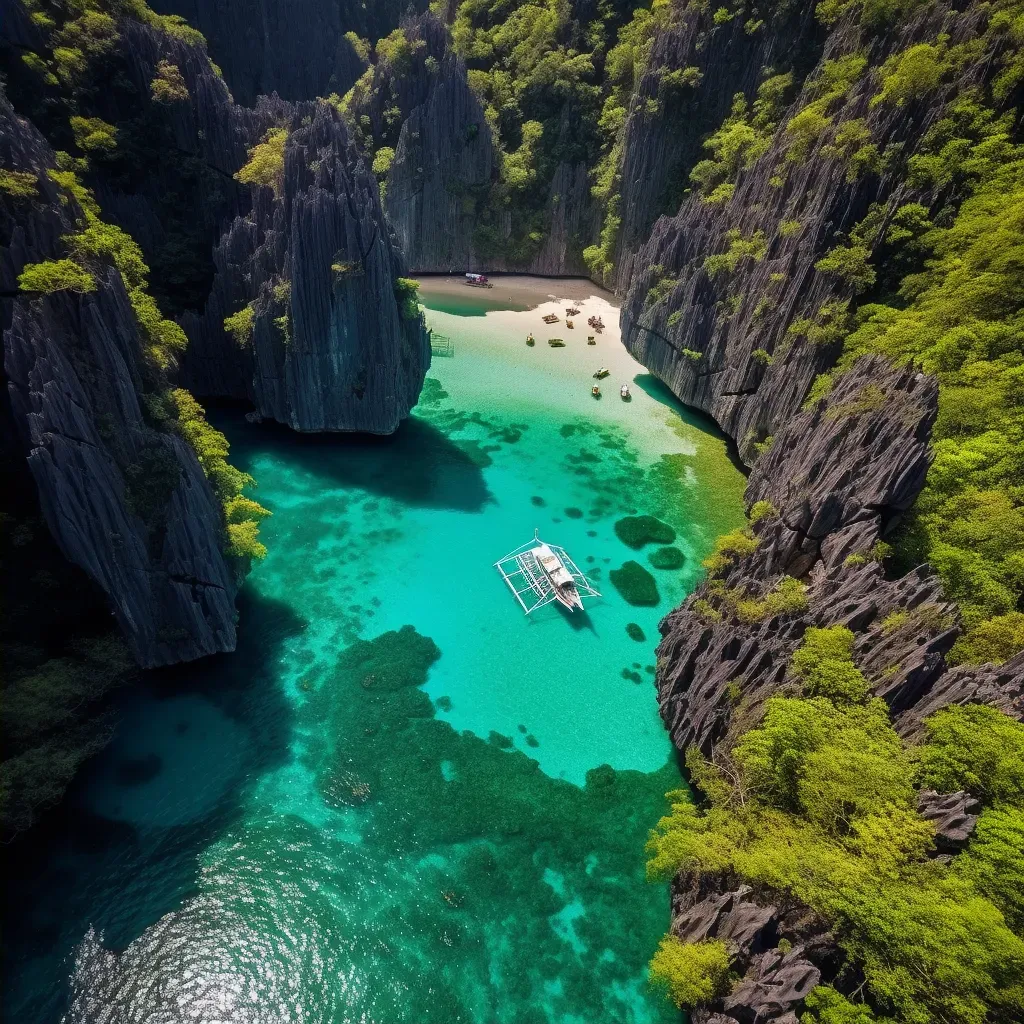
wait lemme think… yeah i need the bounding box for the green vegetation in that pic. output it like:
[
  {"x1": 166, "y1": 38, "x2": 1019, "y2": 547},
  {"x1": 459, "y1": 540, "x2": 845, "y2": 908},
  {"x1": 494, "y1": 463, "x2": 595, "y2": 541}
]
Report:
[
  {"x1": 626, "y1": 622, "x2": 647, "y2": 642},
  {"x1": 224, "y1": 304, "x2": 256, "y2": 348},
  {"x1": 615, "y1": 514, "x2": 677, "y2": 549},
  {"x1": 0, "y1": 169, "x2": 40, "y2": 197},
  {"x1": 69, "y1": 114, "x2": 117, "y2": 153},
  {"x1": 702, "y1": 525, "x2": 759, "y2": 575},
  {"x1": 235, "y1": 127, "x2": 289, "y2": 198},
  {"x1": 690, "y1": 75, "x2": 794, "y2": 199},
  {"x1": 18, "y1": 258, "x2": 96, "y2": 293},
  {"x1": 393, "y1": 277, "x2": 421, "y2": 320},
  {"x1": 649, "y1": 936, "x2": 731, "y2": 1009},
  {"x1": 647, "y1": 627, "x2": 1024, "y2": 1022},
  {"x1": 703, "y1": 229, "x2": 768, "y2": 276},
  {"x1": 150, "y1": 59, "x2": 189, "y2": 103},
  {"x1": 836, "y1": 113, "x2": 1024, "y2": 663}
]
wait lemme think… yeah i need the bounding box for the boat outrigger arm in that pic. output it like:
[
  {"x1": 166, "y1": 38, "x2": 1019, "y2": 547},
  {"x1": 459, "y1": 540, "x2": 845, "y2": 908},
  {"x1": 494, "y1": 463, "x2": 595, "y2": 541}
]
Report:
[{"x1": 494, "y1": 530, "x2": 601, "y2": 614}]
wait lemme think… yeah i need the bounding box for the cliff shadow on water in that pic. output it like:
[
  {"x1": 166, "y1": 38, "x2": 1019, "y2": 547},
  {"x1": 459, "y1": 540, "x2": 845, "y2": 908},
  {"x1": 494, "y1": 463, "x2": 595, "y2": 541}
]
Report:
[
  {"x1": 0, "y1": 588, "x2": 304, "y2": 1024},
  {"x1": 211, "y1": 403, "x2": 494, "y2": 514}
]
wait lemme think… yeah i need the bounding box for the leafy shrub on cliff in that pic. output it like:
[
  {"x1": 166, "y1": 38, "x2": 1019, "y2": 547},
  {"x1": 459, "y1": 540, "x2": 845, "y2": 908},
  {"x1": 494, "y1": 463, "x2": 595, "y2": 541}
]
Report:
[
  {"x1": 791, "y1": 626, "x2": 871, "y2": 704},
  {"x1": 18, "y1": 258, "x2": 96, "y2": 293},
  {"x1": 70, "y1": 114, "x2": 117, "y2": 153},
  {"x1": 150, "y1": 60, "x2": 189, "y2": 103},
  {"x1": 224, "y1": 304, "x2": 256, "y2": 348},
  {"x1": 649, "y1": 936, "x2": 731, "y2": 1009},
  {"x1": 702, "y1": 526, "x2": 759, "y2": 574},
  {"x1": 0, "y1": 169, "x2": 40, "y2": 197},
  {"x1": 703, "y1": 229, "x2": 768, "y2": 276},
  {"x1": 394, "y1": 278, "x2": 421, "y2": 320},
  {"x1": 235, "y1": 127, "x2": 289, "y2": 199},
  {"x1": 169, "y1": 389, "x2": 270, "y2": 561}
]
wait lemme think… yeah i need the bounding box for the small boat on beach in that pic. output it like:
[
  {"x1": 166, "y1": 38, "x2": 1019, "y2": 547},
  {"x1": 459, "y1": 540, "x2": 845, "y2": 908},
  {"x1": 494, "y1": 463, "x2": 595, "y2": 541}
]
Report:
[
  {"x1": 620, "y1": 383, "x2": 631, "y2": 400},
  {"x1": 566, "y1": 307, "x2": 581, "y2": 316},
  {"x1": 593, "y1": 367, "x2": 610, "y2": 379},
  {"x1": 542, "y1": 313, "x2": 560, "y2": 324},
  {"x1": 592, "y1": 384, "x2": 602, "y2": 398},
  {"x1": 465, "y1": 272, "x2": 492, "y2": 288},
  {"x1": 566, "y1": 320, "x2": 574, "y2": 328}
]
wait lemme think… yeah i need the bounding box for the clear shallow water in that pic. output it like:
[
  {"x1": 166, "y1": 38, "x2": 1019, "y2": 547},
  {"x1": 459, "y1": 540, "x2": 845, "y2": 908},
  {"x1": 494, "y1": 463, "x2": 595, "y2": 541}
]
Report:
[{"x1": 2, "y1": 280, "x2": 746, "y2": 1024}]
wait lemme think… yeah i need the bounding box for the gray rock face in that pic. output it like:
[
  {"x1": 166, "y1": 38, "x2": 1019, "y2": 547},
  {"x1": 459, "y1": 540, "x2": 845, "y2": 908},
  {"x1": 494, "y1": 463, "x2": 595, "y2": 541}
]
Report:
[
  {"x1": 385, "y1": 53, "x2": 495, "y2": 272},
  {"x1": 179, "y1": 99, "x2": 431, "y2": 433},
  {"x1": 620, "y1": 0, "x2": 993, "y2": 464},
  {"x1": 348, "y1": 13, "x2": 599, "y2": 276},
  {"x1": 1, "y1": 99, "x2": 236, "y2": 668},
  {"x1": 722, "y1": 947, "x2": 821, "y2": 1024},
  {"x1": 613, "y1": 1, "x2": 822, "y2": 294},
  {"x1": 917, "y1": 790, "x2": 980, "y2": 853},
  {"x1": 148, "y1": 0, "x2": 418, "y2": 106}
]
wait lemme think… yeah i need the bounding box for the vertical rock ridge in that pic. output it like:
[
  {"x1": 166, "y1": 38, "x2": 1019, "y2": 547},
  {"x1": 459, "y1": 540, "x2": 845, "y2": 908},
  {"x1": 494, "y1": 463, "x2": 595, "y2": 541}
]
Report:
[
  {"x1": 2, "y1": 98, "x2": 237, "y2": 667},
  {"x1": 179, "y1": 99, "x2": 431, "y2": 432}
]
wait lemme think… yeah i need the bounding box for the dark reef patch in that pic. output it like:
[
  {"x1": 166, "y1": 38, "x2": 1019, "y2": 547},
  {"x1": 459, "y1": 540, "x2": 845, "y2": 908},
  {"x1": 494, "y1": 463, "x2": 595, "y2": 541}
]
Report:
[
  {"x1": 614, "y1": 516, "x2": 677, "y2": 550},
  {"x1": 610, "y1": 561, "x2": 660, "y2": 606},
  {"x1": 649, "y1": 546, "x2": 686, "y2": 570}
]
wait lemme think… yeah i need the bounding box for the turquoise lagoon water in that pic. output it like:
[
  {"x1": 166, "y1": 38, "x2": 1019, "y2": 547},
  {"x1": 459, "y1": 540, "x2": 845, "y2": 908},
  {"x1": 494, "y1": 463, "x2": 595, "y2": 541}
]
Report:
[{"x1": 2, "y1": 279, "x2": 746, "y2": 1024}]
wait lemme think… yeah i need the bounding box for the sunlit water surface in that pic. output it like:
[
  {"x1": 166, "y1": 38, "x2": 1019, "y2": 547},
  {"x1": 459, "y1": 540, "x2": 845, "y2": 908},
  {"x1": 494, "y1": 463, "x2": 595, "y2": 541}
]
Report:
[{"x1": 2, "y1": 278, "x2": 746, "y2": 1023}]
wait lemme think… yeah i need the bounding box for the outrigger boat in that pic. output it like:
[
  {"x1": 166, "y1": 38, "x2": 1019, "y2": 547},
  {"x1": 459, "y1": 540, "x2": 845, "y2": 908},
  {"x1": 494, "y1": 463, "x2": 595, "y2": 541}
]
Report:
[
  {"x1": 494, "y1": 530, "x2": 601, "y2": 615},
  {"x1": 566, "y1": 307, "x2": 581, "y2": 316},
  {"x1": 593, "y1": 367, "x2": 610, "y2": 379},
  {"x1": 542, "y1": 313, "x2": 560, "y2": 324}
]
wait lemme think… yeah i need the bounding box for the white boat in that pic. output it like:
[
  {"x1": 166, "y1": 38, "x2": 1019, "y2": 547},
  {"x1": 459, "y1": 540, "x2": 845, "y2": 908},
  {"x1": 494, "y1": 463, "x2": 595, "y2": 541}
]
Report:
[
  {"x1": 620, "y1": 383, "x2": 631, "y2": 400},
  {"x1": 531, "y1": 542, "x2": 584, "y2": 611}
]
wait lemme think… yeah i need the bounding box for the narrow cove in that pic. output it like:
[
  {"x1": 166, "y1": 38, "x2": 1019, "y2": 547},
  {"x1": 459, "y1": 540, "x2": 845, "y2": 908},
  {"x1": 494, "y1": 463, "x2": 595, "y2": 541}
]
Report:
[{"x1": 3, "y1": 277, "x2": 746, "y2": 1024}]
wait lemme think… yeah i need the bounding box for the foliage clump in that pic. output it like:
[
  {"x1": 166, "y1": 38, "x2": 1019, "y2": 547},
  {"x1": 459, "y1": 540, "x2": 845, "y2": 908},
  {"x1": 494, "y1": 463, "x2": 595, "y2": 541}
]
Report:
[
  {"x1": 235, "y1": 127, "x2": 289, "y2": 199},
  {"x1": 18, "y1": 258, "x2": 96, "y2": 294},
  {"x1": 151, "y1": 60, "x2": 189, "y2": 103},
  {"x1": 649, "y1": 936, "x2": 731, "y2": 1009},
  {"x1": 224, "y1": 304, "x2": 256, "y2": 348},
  {"x1": 394, "y1": 277, "x2": 421, "y2": 320}
]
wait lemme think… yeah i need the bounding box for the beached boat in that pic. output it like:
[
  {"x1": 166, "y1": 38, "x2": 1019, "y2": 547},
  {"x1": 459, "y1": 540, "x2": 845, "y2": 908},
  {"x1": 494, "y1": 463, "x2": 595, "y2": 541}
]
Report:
[
  {"x1": 620, "y1": 383, "x2": 631, "y2": 400},
  {"x1": 592, "y1": 384, "x2": 602, "y2": 398},
  {"x1": 593, "y1": 367, "x2": 610, "y2": 379},
  {"x1": 465, "y1": 272, "x2": 492, "y2": 288},
  {"x1": 542, "y1": 313, "x2": 560, "y2": 324},
  {"x1": 566, "y1": 307, "x2": 581, "y2": 316}
]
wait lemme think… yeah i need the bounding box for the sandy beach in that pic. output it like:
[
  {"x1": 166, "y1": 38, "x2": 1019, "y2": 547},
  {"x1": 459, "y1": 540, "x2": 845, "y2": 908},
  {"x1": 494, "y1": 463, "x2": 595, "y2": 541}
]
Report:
[{"x1": 414, "y1": 273, "x2": 615, "y2": 312}]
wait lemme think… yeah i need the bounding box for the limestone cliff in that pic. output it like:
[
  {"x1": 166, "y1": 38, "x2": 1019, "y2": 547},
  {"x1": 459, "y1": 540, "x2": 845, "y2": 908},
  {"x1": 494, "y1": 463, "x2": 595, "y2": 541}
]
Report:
[
  {"x1": 179, "y1": 98, "x2": 431, "y2": 433},
  {"x1": 620, "y1": 0, "x2": 996, "y2": 464},
  {"x1": 349, "y1": 12, "x2": 600, "y2": 275},
  {"x1": 148, "y1": 0, "x2": 421, "y2": 106},
  {"x1": 1, "y1": 96, "x2": 237, "y2": 668},
  {"x1": 648, "y1": 356, "x2": 1023, "y2": 1021}
]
